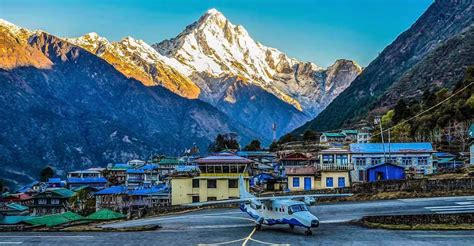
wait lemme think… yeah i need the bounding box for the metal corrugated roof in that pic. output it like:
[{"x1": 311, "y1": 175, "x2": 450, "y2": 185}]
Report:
[
  {"x1": 6, "y1": 202, "x2": 28, "y2": 211},
  {"x1": 94, "y1": 186, "x2": 128, "y2": 195},
  {"x1": 86, "y1": 209, "x2": 125, "y2": 220},
  {"x1": 67, "y1": 177, "x2": 107, "y2": 184},
  {"x1": 350, "y1": 143, "x2": 434, "y2": 153},
  {"x1": 196, "y1": 153, "x2": 252, "y2": 164},
  {"x1": 322, "y1": 132, "x2": 346, "y2": 137},
  {"x1": 0, "y1": 216, "x2": 33, "y2": 225},
  {"x1": 49, "y1": 188, "x2": 76, "y2": 198},
  {"x1": 24, "y1": 212, "x2": 84, "y2": 227}
]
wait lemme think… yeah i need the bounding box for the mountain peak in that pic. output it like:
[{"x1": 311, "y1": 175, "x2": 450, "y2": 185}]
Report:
[{"x1": 205, "y1": 8, "x2": 221, "y2": 16}]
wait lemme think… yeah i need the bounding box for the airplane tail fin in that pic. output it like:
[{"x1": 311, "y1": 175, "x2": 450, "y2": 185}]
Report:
[{"x1": 239, "y1": 175, "x2": 253, "y2": 199}]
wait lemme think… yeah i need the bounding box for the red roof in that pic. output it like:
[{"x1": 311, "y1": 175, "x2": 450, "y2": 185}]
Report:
[
  {"x1": 285, "y1": 166, "x2": 317, "y2": 176},
  {"x1": 280, "y1": 152, "x2": 310, "y2": 161}
]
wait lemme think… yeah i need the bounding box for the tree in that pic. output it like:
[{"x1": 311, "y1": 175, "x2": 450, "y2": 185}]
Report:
[
  {"x1": 208, "y1": 133, "x2": 240, "y2": 152},
  {"x1": 39, "y1": 166, "x2": 54, "y2": 182},
  {"x1": 392, "y1": 99, "x2": 409, "y2": 124},
  {"x1": 0, "y1": 179, "x2": 4, "y2": 193},
  {"x1": 269, "y1": 142, "x2": 279, "y2": 152},
  {"x1": 279, "y1": 133, "x2": 295, "y2": 144},
  {"x1": 69, "y1": 189, "x2": 96, "y2": 216},
  {"x1": 302, "y1": 130, "x2": 318, "y2": 141},
  {"x1": 244, "y1": 139, "x2": 261, "y2": 151}
]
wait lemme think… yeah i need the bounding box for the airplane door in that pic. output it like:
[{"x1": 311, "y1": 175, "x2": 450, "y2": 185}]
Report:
[{"x1": 304, "y1": 177, "x2": 312, "y2": 190}]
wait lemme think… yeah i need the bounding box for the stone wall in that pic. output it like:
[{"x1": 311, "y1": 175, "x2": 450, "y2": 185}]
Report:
[{"x1": 361, "y1": 213, "x2": 474, "y2": 225}]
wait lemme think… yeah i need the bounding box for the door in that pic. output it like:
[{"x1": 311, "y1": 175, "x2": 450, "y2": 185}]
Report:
[{"x1": 304, "y1": 177, "x2": 312, "y2": 190}]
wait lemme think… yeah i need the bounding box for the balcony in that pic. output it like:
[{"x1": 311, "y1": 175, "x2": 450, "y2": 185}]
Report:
[{"x1": 316, "y1": 163, "x2": 354, "y2": 171}]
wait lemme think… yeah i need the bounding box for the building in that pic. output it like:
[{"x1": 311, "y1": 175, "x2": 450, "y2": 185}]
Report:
[
  {"x1": 105, "y1": 164, "x2": 132, "y2": 185},
  {"x1": 66, "y1": 177, "x2": 108, "y2": 190},
  {"x1": 170, "y1": 153, "x2": 252, "y2": 205},
  {"x1": 320, "y1": 133, "x2": 346, "y2": 145},
  {"x1": 125, "y1": 165, "x2": 160, "y2": 188},
  {"x1": 350, "y1": 143, "x2": 435, "y2": 182},
  {"x1": 28, "y1": 188, "x2": 75, "y2": 216},
  {"x1": 317, "y1": 148, "x2": 353, "y2": 189},
  {"x1": 94, "y1": 185, "x2": 169, "y2": 214},
  {"x1": 341, "y1": 130, "x2": 358, "y2": 142},
  {"x1": 286, "y1": 166, "x2": 317, "y2": 191},
  {"x1": 470, "y1": 124, "x2": 474, "y2": 165},
  {"x1": 357, "y1": 127, "x2": 372, "y2": 143},
  {"x1": 366, "y1": 163, "x2": 405, "y2": 182},
  {"x1": 0, "y1": 202, "x2": 29, "y2": 216},
  {"x1": 67, "y1": 168, "x2": 104, "y2": 179},
  {"x1": 279, "y1": 153, "x2": 315, "y2": 167},
  {"x1": 157, "y1": 157, "x2": 184, "y2": 176}
]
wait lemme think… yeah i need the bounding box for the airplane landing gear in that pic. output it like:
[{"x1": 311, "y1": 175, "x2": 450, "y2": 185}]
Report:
[
  {"x1": 256, "y1": 224, "x2": 262, "y2": 231},
  {"x1": 304, "y1": 229, "x2": 313, "y2": 236},
  {"x1": 289, "y1": 224, "x2": 295, "y2": 230}
]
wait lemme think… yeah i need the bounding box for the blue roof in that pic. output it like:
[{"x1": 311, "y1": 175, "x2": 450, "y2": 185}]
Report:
[
  {"x1": 94, "y1": 185, "x2": 167, "y2": 196},
  {"x1": 366, "y1": 162, "x2": 405, "y2": 170},
  {"x1": 140, "y1": 164, "x2": 157, "y2": 171},
  {"x1": 350, "y1": 143, "x2": 433, "y2": 153},
  {"x1": 48, "y1": 178, "x2": 61, "y2": 183},
  {"x1": 175, "y1": 165, "x2": 199, "y2": 172},
  {"x1": 94, "y1": 186, "x2": 128, "y2": 195},
  {"x1": 434, "y1": 152, "x2": 456, "y2": 158},
  {"x1": 253, "y1": 173, "x2": 275, "y2": 181},
  {"x1": 126, "y1": 169, "x2": 145, "y2": 174},
  {"x1": 67, "y1": 177, "x2": 107, "y2": 184},
  {"x1": 469, "y1": 124, "x2": 474, "y2": 138},
  {"x1": 16, "y1": 181, "x2": 40, "y2": 193}
]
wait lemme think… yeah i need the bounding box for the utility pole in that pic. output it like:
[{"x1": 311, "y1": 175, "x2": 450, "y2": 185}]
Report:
[{"x1": 375, "y1": 116, "x2": 387, "y2": 162}]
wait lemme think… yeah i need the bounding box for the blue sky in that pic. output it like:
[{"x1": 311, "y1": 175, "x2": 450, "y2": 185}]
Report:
[{"x1": 0, "y1": 0, "x2": 432, "y2": 67}]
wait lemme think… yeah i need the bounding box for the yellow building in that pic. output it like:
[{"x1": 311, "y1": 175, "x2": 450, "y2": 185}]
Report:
[
  {"x1": 170, "y1": 153, "x2": 252, "y2": 205},
  {"x1": 285, "y1": 166, "x2": 317, "y2": 191},
  {"x1": 319, "y1": 171, "x2": 350, "y2": 189}
]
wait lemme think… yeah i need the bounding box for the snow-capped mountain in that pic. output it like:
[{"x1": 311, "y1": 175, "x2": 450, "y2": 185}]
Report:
[
  {"x1": 67, "y1": 33, "x2": 201, "y2": 99},
  {"x1": 154, "y1": 8, "x2": 362, "y2": 116}
]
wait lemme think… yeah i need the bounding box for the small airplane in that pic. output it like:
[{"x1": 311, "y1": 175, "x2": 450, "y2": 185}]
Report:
[{"x1": 186, "y1": 176, "x2": 352, "y2": 235}]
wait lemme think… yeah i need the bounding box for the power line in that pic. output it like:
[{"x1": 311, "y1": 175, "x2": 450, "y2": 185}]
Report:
[{"x1": 374, "y1": 80, "x2": 474, "y2": 136}]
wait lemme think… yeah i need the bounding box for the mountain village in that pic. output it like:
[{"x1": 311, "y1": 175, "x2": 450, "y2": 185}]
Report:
[{"x1": 1, "y1": 123, "x2": 473, "y2": 229}]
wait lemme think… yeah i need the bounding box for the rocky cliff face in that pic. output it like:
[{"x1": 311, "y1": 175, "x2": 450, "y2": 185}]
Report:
[
  {"x1": 0, "y1": 25, "x2": 258, "y2": 186},
  {"x1": 293, "y1": 0, "x2": 474, "y2": 133},
  {"x1": 154, "y1": 9, "x2": 361, "y2": 117}
]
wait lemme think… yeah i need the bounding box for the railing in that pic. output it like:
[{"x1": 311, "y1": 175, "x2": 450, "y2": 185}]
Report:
[
  {"x1": 199, "y1": 173, "x2": 250, "y2": 177},
  {"x1": 316, "y1": 163, "x2": 354, "y2": 171}
]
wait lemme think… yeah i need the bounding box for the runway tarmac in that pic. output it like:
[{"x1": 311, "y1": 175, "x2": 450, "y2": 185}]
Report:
[{"x1": 2, "y1": 196, "x2": 474, "y2": 245}]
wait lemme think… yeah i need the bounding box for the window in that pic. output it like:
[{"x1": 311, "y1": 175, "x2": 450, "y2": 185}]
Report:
[
  {"x1": 326, "y1": 177, "x2": 333, "y2": 187},
  {"x1": 192, "y1": 179, "x2": 199, "y2": 188},
  {"x1": 38, "y1": 199, "x2": 47, "y2": 205},
  {"x1": 288, "y1": 204, "x2": 308, "y2": 214},
  {"x1": 322, "y1": 154, "x2": 334, "y2": 164},
  {"x1": 230, "y1": 165, "x2": 237, "y2": 173},
  {"x1": 336, "y1": 155, "x2": 348, "y2": 165},
  {"x1": 207, "y1": 179, "x2": 217, "y2": 188},
  {"x1": 402, "y1": 157, "x2": 413, "y2": 166},
  {"x1": 192, "y1": 196, "x2": 200, "y2": 203},
  {"x1": 51, "y1": 199, "x2": 60, "y2": 205},
  {"x1": 293, "y1": 177, "x2": 300, "y2": 187},
  {"x1": 355, "y1": 158, "x2": 366, "y2": 166},
  {"x1": 371, "y1": 157, "x2": 382, "y2": 165},
  {"x1": 214, "y1": 165, "x2": 222, "y2": 173},
  {"x1": 387, "y1": 157, "x2": 397, "y2": 164},
  {"x1": 418, "y1": 157, "x2": 428, "y2": 165},
  {"x1": 228, "y1": 179, "x2": 238, "y2": 188},
  {"x1": 338, "y1": 177, "x2": 345, "y2": 187},
  {"x1": 207, "y1": 197, "x2": 217, "y2": 201},
  {"x1": 223, "y1": 165, "x2": 229, "y2": 173}
]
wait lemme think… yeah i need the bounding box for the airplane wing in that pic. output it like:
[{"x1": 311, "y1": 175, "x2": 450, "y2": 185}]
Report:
[{"x1": 183, "y1": 193, "x2": 352, "y2": 207}]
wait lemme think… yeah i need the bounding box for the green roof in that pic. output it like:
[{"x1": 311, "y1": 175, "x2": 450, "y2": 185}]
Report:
[
  {"x1": 50, "y1": 188, "x2": 75, "y2": 198},
  {"x1": 0, "y1": 216, "x2": 33, "y2": 225},
  {"x1": 158, "y1": 157, "x2": 183, "y2": 165},
  {"x1": 322, "y1": 132, "x2": 346, "y2": 137},
  {"x1": 342, "y1": 130, "x2": 358, "y2": 135},
  {"x1": 24, "y1": 212, "x2": 84, "y2": 227},
  {"x1": 86, "y1": 209, "x2": 126, "y2": 221},
  {"x1": 6, "y1": 203, "x2": 28, "y2": 211}
]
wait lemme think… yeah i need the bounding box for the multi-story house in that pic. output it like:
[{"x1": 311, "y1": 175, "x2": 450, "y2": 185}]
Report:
[
  {"x1": 170, "y1": 153, "x2": 252, "y2": 205},
  {"x1": 350, "y1": 143, "x2": 435, "y2": 182},
  {"x1": 28, "y1": 188, "x2": 75, "y2": 216}
]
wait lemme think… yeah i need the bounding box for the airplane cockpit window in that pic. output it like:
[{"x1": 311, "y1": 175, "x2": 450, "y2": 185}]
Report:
[{"x1": 288, "y1": 204, "x2": 308, "y2": 214}]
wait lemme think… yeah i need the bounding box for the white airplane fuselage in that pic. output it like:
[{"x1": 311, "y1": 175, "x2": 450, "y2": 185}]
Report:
[{"x1": 239, "y1": 199, "x2": 320, "y2": 229}]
